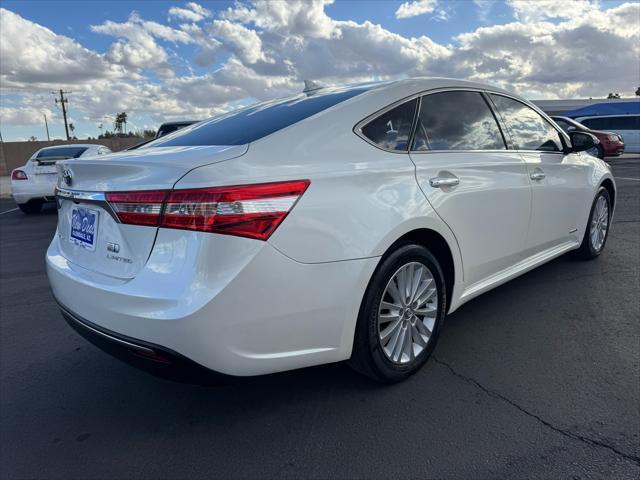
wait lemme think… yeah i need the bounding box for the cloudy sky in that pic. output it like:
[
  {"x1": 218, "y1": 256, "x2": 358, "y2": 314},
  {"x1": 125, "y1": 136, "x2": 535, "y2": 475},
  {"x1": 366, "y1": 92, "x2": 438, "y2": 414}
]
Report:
[{"x1": 0, "y1": 0, "x2": 638, "y2": 141}]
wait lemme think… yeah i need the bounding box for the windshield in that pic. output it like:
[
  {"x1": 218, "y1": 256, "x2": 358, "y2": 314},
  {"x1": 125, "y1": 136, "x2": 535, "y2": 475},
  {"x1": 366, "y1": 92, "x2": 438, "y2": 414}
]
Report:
[
  {"x1": 142, "y1": 87, "x2": 370, "y2": 148},
  {"x1": 554, "y1": 117, "x2": 586, "y2": 133},
  {"x1": 36, "y1": 147, "x2": 88, "y2": 160}
]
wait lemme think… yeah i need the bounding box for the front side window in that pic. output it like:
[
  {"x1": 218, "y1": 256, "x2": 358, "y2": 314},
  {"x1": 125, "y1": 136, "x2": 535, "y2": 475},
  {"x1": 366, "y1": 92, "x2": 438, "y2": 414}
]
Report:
[
  {"x1": 361, "y1": 98, "x2": 418, "y2": 151},
  {"x1": 412, "y1": 91, "x2": 505, "y2": 151},
  {"x1": 490, "y1": 94, "x2": 563, "y2": 152}
]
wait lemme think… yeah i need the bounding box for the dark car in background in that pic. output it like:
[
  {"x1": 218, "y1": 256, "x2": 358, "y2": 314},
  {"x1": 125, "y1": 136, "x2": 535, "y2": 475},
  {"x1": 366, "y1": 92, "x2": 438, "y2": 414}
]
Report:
[
  {"x1": 551, "y1": 116, "x2": 624, "y2": 158},
  {"x1": 155, "y1": 120, "x2": 199, "y2": 138}
]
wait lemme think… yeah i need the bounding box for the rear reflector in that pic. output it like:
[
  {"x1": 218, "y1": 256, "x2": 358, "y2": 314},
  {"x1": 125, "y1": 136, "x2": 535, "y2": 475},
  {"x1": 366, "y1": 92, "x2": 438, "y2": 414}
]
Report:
[
  {"x1": 11, "y1": 170, "x2": 28, "y2": 180},
  {"x1": 105, "y1": 180, "x2": 310, "y2": 240}
]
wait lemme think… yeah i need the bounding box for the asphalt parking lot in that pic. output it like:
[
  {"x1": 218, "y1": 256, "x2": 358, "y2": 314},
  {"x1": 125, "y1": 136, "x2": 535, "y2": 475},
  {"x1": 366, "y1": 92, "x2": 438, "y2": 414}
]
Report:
[{"x1": 1, "y1": 158, "x2": 638, "y2": 479}]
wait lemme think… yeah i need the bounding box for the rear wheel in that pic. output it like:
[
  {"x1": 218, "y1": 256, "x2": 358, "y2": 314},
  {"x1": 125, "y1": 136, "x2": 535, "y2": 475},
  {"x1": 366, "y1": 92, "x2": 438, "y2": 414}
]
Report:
[
  {"x1": 575, "y1": 187, "x2": 611, "y2": 259},
  {"x1": 18, "y1": 200, "x2": 43, "y2": 214},
  {"x1": 350, "y1": 243, "x2": 446, "y2": 383}
]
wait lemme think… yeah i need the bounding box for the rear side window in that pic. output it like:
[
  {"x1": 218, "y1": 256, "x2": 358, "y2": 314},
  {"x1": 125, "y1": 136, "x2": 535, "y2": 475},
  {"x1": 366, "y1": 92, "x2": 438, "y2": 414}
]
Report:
[
  {"x1": 490, "y1": 94, "x2": 563, "y2": 152},
  {"x1": 145, "y1": 87, "x2": 369, "y2": 147},
  {"x1": 581, "y1": 116, "x2": 639, "y2": 130},
  {"x1": 360, "y1": 98, "x2": 418, "y2": 151},
  {"x1": 412, "y1": 91, "x2": 505, "y2": 151}
]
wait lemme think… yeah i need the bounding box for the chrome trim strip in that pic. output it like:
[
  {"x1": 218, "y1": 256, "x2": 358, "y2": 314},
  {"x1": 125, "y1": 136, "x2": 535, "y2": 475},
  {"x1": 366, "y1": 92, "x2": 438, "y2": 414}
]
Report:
[
  {"x1": 60, "y1": 306, "x2": 155, "y2": 354},
  {"x1": 55, "y1": 188, "x2": 120, "y2": 223},
  {"x1": 353, "y1": 86, "x2": 570, "y2": 155},
  {"x1": 56, "y1": 188, "x2": 106, "y2": 201}
]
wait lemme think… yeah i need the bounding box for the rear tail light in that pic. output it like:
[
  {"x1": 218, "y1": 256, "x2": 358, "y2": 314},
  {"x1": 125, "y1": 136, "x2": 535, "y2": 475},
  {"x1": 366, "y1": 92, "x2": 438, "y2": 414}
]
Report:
[
  {"x1": 105, "y1": 190, "x2": 168, "y2": 226},
  {"x1": 11, "y1": 170, "x2": 28, "y2": 180},
  {"x1": 106, "y1": 180, "x2": 309, "y2": 241}
]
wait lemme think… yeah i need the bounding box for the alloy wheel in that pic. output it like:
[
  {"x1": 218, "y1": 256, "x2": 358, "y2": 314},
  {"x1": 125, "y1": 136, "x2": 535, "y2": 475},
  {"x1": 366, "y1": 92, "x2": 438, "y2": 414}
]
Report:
[
  {"x1": 590, "y1": 195, "x2": 609, "y2": 252},
  {"x1": 377, "y1": 262, "x2": 438, "y2": 364}
]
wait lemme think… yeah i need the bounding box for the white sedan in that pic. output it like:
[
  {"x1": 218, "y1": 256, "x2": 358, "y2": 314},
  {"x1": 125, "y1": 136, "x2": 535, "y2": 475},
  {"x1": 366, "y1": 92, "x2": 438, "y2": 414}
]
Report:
[
  {"x1": 46, "y1": 78, "x2": 615, "y2": 383},
  {"x1": 11, "y1": 144, "x2": 111, "y2": 213}
]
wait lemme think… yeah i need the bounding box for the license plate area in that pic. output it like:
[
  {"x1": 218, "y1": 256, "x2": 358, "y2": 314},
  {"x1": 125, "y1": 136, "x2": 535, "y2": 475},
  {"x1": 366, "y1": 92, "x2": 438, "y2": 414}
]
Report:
[{"x1": 70, "y1": 207, "x2": 99, "y2": 251}]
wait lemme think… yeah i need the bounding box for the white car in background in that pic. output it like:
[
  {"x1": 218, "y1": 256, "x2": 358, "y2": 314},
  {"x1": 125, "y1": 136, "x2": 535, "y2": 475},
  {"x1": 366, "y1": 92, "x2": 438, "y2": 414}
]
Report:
[
  {"x1": 11, "y1": 144, "x2": 111, "y2": 213},
  {"x1": 574, "y1": 114, "x2": 640, "y2": 153},
  {"x1": 47, "y1": 78, "x2": 615, "y2": 383}
]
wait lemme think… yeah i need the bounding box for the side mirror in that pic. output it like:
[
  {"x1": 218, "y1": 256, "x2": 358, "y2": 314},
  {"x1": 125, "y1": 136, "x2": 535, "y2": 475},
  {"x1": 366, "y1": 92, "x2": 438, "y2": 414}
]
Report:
[{"x1": 569, "y1": 131, "x2": 599, "y2": 153}]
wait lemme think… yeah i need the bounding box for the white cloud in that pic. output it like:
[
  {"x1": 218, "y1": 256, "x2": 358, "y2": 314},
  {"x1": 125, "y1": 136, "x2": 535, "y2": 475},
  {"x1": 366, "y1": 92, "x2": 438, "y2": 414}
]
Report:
[
  {"x1": 451, "y1": 2, "x2": 640, "y2": 98},
  {"x1": 222, "y1": 0, "x2": 338, "y2": 39},
  {"x1": 395, "y1": 0, "x2": 438, "y2": 19},
  {"x1": 91, "y1": 12, "x2": 193, "y2": 77},
  {"x1": 0, "y1": 8, "x2": 125, "y2": 88},
  {"x1": 168, "y1": 2, "x2": 211, "y2": 22},
  {"x1": 0, "y1": 106, "x2": 53, "y2": 126},
  {"x1": 508, "y1": 0, "x2": 597, "y2": 22},
  {"x1": 207, "y1": 19, "x2": 267, "y2": 64},
  {"x1": 473, "y1": 0, "x2": 495, "y2": 22},
  {"x1": 2, "y1": 0, "x2": 639, "y2": 141}
]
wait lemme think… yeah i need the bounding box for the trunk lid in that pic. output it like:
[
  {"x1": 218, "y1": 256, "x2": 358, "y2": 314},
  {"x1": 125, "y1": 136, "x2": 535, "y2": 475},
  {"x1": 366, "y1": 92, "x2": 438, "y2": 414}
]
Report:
[{"x1": 55, "y1": 145, "x2": 248, "y2": 280}]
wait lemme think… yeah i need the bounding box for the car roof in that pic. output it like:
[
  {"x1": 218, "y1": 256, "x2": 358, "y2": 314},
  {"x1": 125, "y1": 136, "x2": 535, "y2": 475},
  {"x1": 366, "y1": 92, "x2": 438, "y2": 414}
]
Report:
[{"x1": 332, "y1": 77, "x2": 515, "y2": 98}]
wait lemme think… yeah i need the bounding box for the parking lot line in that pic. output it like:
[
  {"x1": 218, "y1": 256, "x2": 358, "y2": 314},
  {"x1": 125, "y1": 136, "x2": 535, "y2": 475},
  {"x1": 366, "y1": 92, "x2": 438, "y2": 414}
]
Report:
[
  {"x1": 615, "y1": 177, "x2": 640, "y2": 182},
  {"x1": 0, "y1": 207, "x2": 18, "y2": 215}
]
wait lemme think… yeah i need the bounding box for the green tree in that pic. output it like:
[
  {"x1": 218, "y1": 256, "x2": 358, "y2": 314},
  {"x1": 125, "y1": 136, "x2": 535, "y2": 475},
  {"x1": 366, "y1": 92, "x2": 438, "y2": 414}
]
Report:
[
  {"x1": 635, "y1": 87, "x2": 640, "y2": 97},
  {"x1": 607, "y1": 92, "x2": 621, "y2": 99}
]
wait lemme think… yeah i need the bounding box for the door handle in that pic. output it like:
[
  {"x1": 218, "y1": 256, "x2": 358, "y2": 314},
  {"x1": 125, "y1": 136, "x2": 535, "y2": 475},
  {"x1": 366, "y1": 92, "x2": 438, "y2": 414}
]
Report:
[
  {"x1": 429, "y1": 176, "x2": 460, "y2": 188},
  {"x1": 530, "y1": 169, "x2": 546, "y2": 181}
]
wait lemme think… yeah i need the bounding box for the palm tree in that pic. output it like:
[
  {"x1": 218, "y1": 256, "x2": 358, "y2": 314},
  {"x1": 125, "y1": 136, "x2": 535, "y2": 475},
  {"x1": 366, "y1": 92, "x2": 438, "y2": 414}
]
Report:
[{"x1": 113, "y1": 112, "x2": 128, "y2": 135}]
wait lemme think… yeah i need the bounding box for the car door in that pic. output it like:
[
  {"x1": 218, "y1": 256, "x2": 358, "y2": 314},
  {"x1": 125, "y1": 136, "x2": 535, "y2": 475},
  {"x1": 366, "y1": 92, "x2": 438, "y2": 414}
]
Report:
[
  {"x1": 489, "y1": 94, "x2": 592, "y2": 255},
  {"x1": 409, "y1": 90, "x2": 532, "y2": 287}
]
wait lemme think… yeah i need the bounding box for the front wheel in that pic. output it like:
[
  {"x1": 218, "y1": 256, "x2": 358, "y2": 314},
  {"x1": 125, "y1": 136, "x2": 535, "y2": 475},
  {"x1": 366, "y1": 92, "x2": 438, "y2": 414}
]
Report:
[
  {"x1": 574, "y1": 187, "x2": 611, "y2": 259},
  {"x1": 349, "y1": 243, "x2": 446, "y2": 383}
]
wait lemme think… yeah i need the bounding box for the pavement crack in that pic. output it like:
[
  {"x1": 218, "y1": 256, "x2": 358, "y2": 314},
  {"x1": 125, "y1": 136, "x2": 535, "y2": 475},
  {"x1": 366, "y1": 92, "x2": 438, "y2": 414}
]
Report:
[{"x1": 432, "y1": 356, "x2": 640, "y2": 466}]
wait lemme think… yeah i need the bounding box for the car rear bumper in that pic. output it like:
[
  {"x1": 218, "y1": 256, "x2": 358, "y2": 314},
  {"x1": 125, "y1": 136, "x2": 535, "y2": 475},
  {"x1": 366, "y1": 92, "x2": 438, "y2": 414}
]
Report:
[
  {"x1": 11, "y1": 178, "x2": 57, "y2": 204},
  {"x1": 46, "y1": 229, "x2": 378, "y2": 377},
  {"x1": 59, "y1": 302, "x2": 222, "y2": 382}
]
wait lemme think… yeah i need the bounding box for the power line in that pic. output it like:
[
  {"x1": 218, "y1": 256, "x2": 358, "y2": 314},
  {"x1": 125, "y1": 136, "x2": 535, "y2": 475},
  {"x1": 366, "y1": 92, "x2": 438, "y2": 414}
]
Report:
[{"x1": 52, "y1": 89, "x2": 72, "y2": 141}]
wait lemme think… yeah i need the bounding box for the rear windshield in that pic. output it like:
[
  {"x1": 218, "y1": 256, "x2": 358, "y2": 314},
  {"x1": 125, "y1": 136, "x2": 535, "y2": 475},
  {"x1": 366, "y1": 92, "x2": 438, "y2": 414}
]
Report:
[
  {"x1": 144, "y1": 87, "x2": 369, "y2": 147},
  {"x1": 36, "y1": 147, "x2": 88, "y2": 159}
]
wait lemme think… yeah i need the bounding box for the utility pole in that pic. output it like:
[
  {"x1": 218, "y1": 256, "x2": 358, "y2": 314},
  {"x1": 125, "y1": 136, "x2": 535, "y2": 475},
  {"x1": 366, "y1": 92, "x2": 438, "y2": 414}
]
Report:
[
  {"x1": 52, "y1": 89, "x2": 71, "y2": 140},
  {"x1": 44, "y1": 114, "x2": 50, "y2": 141}
]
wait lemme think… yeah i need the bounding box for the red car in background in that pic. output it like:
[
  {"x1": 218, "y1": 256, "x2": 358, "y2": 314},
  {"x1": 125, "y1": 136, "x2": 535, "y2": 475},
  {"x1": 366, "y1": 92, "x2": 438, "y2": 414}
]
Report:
[{"x1": 552, "y1": 116, "x2": 625, "y2": 159}]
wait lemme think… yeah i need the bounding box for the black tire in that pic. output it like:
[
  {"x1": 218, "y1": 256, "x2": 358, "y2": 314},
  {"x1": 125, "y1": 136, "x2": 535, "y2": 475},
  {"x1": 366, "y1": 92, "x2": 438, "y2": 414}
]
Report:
[
  {"x1": 574, "y1": 187, "x2": 611, "y2": 260},
  {"x1": 18, "y1": 200, "x2": 43, "y2": 214},
  {"x1": 349, "y1": 242, "x2": 446, "y2": 383}
]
